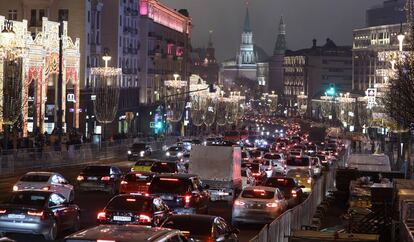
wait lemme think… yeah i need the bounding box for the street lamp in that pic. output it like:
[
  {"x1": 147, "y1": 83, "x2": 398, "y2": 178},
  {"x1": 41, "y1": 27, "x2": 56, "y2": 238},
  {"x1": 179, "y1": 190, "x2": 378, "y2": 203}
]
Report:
[{"x1": 397, "y1": 23, "x2": 405, "y2": 52}]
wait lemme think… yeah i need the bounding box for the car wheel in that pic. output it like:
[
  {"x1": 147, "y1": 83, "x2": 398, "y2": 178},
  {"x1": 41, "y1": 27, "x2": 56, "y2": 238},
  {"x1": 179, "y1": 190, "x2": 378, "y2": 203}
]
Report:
[
  {"x1": 44, "y1": 220, "x2": 58, "y2": 241},
  {"x1": 71, "y1": 213, "x2": 81, "y2": 232},
  {"x1": 69, "y1": 191, "x2": 75, "y2": 203}
]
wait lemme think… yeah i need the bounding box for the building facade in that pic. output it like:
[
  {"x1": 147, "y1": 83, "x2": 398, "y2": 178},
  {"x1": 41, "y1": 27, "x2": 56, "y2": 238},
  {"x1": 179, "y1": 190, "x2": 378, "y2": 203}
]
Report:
[
  {"x1": 191, "y1": 31, "x2": 219, "y2": 85},
  {"x1": 139, "y1": 0, "x2": 192, "y2": 104},
  {"x1": 366, "y1": 0, "x2": 406, "y2": 27}
]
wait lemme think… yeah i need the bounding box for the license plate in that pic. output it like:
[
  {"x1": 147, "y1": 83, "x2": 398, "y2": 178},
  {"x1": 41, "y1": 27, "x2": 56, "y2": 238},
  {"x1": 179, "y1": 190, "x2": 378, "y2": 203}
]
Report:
[
  {"x1": 8, "y1": 214, "x2": 25, "y2": 219},
  {"x1": 87, "y1": 177, "x2": 98, "y2": 181},
  {"x1": 161, "y1": 195, "x2": 174, "y2": 201},
  {"x1": 113, "y1": 216, "x2": 131, "y2": 221}
]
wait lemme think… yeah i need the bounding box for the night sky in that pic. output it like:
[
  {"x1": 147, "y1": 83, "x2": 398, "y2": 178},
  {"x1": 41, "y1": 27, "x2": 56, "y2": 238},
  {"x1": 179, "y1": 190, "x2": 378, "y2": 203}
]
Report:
[{"x1": 160, "y1": 0, "x2": 384, "y2": 61}]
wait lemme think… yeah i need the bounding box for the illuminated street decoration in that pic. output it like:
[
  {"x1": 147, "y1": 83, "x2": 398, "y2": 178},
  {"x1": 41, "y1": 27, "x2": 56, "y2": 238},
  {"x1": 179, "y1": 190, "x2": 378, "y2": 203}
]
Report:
[{"x1": 165, "y1": 74, "x2": 187, "y2": 123}]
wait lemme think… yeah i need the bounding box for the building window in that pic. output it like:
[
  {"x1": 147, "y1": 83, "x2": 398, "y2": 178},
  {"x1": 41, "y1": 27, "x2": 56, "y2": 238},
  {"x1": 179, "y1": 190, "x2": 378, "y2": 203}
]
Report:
[
  {"x1": 58, "y1": 9, "x2": 69, "y2": 22},
  {"x1": 8, "y1": 10, "x2": 17, "y2": 20},
  {"x1": 88, "y1": 11, "x2": 90, "y2": 23},
  {"x1": 96, "y1": 31, "x2": 100, "y2": 44},
  {"x1": 120, "y1": 16, "x2": 122, "y2": 26},
  {"x1": 87, "y1": 33, "x2": 90, "y2": 44},
  {"x1": 30, "y1": 9, "x2": 37, "y2": 26},
  {"x1": 39, "y1": 9, "x2": 45, "y2": 22},
  {"x1": 96, "y1": 11, "x2": 101, "y2": 29}
]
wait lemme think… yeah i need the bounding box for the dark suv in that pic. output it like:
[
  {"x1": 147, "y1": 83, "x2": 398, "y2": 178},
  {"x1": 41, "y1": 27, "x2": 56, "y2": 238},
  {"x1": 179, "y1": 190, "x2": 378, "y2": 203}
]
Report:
[
  {"x1": 76, "y1": 166, "x2": 123, "y2": 195},
  {"x1": 148, "y1": 174, "x2": 210, "y2": 214},
  {"x1": 128, "y1": 143, "x2": 152, "y2": 160}
]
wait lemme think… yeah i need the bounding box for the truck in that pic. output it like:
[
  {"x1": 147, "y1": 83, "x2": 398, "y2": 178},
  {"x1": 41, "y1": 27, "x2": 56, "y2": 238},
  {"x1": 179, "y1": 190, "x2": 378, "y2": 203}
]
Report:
[{"x1": 189, "y1": 145, "x2": 242, "y2": 202}]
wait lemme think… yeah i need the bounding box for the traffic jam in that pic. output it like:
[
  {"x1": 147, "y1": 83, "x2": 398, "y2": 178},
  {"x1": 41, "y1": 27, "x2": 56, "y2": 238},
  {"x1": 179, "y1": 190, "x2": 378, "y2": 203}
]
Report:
[{"x1": 0, "y1": 119, "x2": 344, "y2": 242}]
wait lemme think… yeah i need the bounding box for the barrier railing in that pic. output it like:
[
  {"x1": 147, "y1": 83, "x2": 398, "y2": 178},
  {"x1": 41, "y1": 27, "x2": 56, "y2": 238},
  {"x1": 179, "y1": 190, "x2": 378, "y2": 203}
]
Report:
[
  {"x1": 0, "y1": 137, "x2": 175, "y2": 176},
  {"x1": 250, "y1": 144, "x2": 349, "y2": 242}
]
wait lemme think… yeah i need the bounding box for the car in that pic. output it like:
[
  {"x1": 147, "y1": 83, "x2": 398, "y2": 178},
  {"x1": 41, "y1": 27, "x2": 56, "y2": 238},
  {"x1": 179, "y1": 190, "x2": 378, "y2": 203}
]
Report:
[
  {"x1": 310, "y1": 156, "x2": 323, "y2": 177},
  {"x1": 120, "y1": 172, "x2": 153, "y2": 194},
  {"x1": 13, "y1": 172, "x2": 74, "y2": 202},
  {"x1": 151, "y1": 160, "x2": 187, "y2": 174},
  {"x1": 241, "y1": 162, "x2": 266, "y2": 184},
  {"x1": 204, "y1": 137, "x2": 223, "y2": 146},
  {"x1": 285, "y1": 156, "x2": 312, "y2": 174},
  {"x1": 232, "y1": 186, "x2": 288, "y2": 225},
  {"x1": 262, "y1": 177, "x2": 305, "y2": 207},
  {"x1": 161, "y1": 214, "x2": 239, "y2": 242},
  {"x1": 131, "y1": 159, "x2": 157, "y2": 172},
  {"x1": 241, "y1": 167, "x2": 256, "y2": 189},
  {"x1": 288, "y1": 150, "x2": 303, "y2": 158},
  {"x1": 248, "y1": 149, "x2": 262, "y2": 160},
  {"x1": 177, "y1": 140, "x2": 192, "y2": 151},
  {"x1": 97, "y1": 194, "x2": 170, "y2": 226},
  {"x1": 286, "y1": 169, "x2": 313, "y2": 194},
  {"x1": 262, "y1": 153, "x2": 286, "y2": 177},
  {"x1": 76, "y1": 165, "x2": 123, "y2": 195},
  {"x1": 148, "y1": 174, "x2": 210, "y2": 214},
  {"x1": 166, "y1": 146, "x2": 188, "y2": 158},
  {"x1": 128, "y1": 143, "x2": 152, "y2": 160},
  {"x1": 241, "y1": 150, "x2": 252, "y2": 162},
  {"x1": 0, "y1": 191, "x2": 80, "y2": 240},
  {"x1": 64, "y1": 224, "x2": 187, "y2": 242}
]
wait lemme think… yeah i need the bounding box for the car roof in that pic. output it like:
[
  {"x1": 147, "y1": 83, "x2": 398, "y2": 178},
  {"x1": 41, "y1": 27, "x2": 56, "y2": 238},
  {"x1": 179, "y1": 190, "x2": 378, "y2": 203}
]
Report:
[
  {"x1": 64, "y1": 225, "x2": 178, "y2": 241},
  {"x1": 24, "y1": 172, "x2": 56, "y2": 176},
  {"x1": 166, "y1": 214, "x2": 217, "y2": 224},
  {"x1": 244, "y1": 186, "x2": 277, "y2": 192}
]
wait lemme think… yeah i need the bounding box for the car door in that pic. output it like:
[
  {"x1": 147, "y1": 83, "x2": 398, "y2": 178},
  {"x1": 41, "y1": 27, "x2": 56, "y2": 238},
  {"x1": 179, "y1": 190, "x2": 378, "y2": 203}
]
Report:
[
  {"x1": 57, "y1": 175, "x2": 72, "y2": 200},
  {"x1": 48, "y1": 193, "x2": 70, "y2": 230},
  {"x1": 50, "y1": 175, "x2": 67, "y2": 199},
  {"x1": 217, "y1": 218, "x2": 238, "y2": 242}
]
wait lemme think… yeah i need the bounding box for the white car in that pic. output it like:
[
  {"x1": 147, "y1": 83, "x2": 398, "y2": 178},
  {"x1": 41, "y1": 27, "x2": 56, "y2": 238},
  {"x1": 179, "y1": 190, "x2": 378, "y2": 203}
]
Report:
[
  {"x1": 13, "y1": 172, "x2": 74, "y2": 202},
  {"x1": 262, "y1": 153, "x2": 286, "y2": 177},
  {"x1": 232, "y1": 186, "x2": 288, "y2": 225},
  {"x1": 310, "y1": 156, "x2": 323, "y2": 177}
]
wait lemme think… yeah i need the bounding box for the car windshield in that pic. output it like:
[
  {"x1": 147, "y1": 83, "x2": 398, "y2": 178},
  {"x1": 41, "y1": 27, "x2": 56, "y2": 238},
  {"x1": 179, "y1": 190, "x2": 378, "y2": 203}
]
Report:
[
  {"x1": 168, "y1": 147, "x2": 183, "y2": 152},
  {"x1": 124, "y1": 173, "x2": 151, "y2": 182},
  {"x1": 264, "y1": 154, "x2": 281, "y2": 160},
  {"x1": 149, "y1": 177, "x2": 192, "y2": 194},
  {"x1": 287, "y1": 157, "x2": 310, "y2": 166},
  {"x1": 241, "y1": 189, "x2": 274, "y2": 199},
  {"x1": 151, "y1": 162, "x2": 177, "y2": 173},
  {"x1": 82, "y1": 166, "x2": 110, "y2": 175},
  {"x1": 162, "y1": 217, "x2": 212, "y2": 237},
  {"x1": 20, "y1": 174, "x2": 50, "y2": 182},
  {"x1": 265, "y1": 178, "x2": 296, "y2": 187},
  {"x1": 106, "y1": 196, "x2": 152, "y2": 212},
  {"x1": 135, "y1": 160, "x2": 154, "y2": 166},
  {"x1": 8, "y1": 192, "x2": 48, "y2": 207},
  {"x1": 132, "y1": 143, "x2": 146, "y2": 149}
]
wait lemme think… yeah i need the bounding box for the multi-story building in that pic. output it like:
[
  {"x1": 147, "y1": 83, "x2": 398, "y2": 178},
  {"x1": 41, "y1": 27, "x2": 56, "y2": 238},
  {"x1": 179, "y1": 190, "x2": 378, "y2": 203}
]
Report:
[
  {"x1": 139, "y1": 0, "x2": 192, "y2": 104},
  {"x1": 284, "y1": 39, "x2": 352, "y2": 116},
  {"x1": 191, "y1": 31, "x2": 219, "y2": 85},
  {"x1": 366, "y1": 0, "x2": 406, "y2": 27}
]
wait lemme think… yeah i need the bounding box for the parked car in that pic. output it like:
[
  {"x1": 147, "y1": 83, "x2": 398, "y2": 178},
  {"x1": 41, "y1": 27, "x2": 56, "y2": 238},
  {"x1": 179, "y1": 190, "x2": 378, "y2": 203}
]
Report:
[
  {"x1": 148, "y1": 174, "x2": 210, "y2": 214},
  {"x1": 76, "y1": 165, "x2": 123, "y2": 195},
  {"x1": 0, "y1": 191, "x2": 80, "y2": 240},
  {"x1": 232, "y1": 186, "x2": 288, "y2": 225},
  {"x1": 128, "y1": 143, "x2": 152, "y2": 160},
  {"x1": 151, "y1": 160, "x2": 187, "y2": 174},
  {"x1": 161, "y1": 214, "x2": 239, "y2": 242},
  {"x1": 13, "y1": 172, "x2": 74, "y2": 202},
  {"x1": 263, "y1": 177, "x2": 305, "y2": 207},
  {"x1": 131, "y1": 159, "x2": 157, "y2": 172},
  {"x1": 97, "y1": 194, "x2": 170, "y2": 226},
  {"x1": 64, "y1": 224, "x2": 187, "y2": 242},
  {"x1": 120, "y1": 172, "x2": 153, "y2": 194}
]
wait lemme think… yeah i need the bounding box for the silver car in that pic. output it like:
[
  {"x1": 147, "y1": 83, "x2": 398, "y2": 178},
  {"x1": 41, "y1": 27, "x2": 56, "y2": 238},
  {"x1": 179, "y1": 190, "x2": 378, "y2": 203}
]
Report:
[
  {"x1": 232, "y1": 186, "x2": 288, "y2": 225},
  {"x1": 64, "y1": 224, "x2": 187, "y2": 242}
]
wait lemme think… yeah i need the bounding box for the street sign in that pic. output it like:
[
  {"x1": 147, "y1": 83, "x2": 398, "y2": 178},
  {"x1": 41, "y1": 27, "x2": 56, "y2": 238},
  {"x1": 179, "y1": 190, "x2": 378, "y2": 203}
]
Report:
[{"x1": 67, "y1": 93, "x2": 76, "y2": 103}]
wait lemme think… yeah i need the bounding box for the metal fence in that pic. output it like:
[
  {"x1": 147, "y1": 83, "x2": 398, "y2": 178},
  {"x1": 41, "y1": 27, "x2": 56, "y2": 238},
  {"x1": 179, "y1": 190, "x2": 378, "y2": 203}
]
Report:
[
  {"x1": 0, "y1": 137, "x2": 175, "y2": 176},
  {"x1": 250, "y1": 145, "x2": 350, "y2": 242}
]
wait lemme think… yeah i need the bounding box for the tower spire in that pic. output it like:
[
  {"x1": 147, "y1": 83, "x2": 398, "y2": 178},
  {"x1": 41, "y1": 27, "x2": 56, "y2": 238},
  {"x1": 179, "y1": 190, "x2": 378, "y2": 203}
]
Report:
[
  {"x1": 208, "y1": 30, "x2": 213, "y2": 48},
  {"x1": 273, "y1": 15, "x2": 287, "y2": 55},
  {"x1": 243, "y1": 5, "x2": 251, "y2": 32}
]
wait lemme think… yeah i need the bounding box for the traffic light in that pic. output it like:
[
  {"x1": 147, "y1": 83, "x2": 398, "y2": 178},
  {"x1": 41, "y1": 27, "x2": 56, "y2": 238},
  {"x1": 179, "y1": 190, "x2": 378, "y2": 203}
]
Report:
[
  {"x1": 325, "y1": 84, "x2": 336, "y2": 97},
  {"x1": 208, "y1": 84, "x2": 216, "y2": 93}
]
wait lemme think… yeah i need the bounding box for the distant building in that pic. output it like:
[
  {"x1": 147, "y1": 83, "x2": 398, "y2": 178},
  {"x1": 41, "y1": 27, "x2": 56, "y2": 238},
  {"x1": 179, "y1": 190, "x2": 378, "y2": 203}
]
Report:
[
  {"x1": 366, "y1": 0, "x2": 406, "y2": 27},
  {"x1": 284, "y1": 39, "x2": 352, "y2": 116},
  {"x1": 191, "y1": 31, "x2": 219, "y2": 85},
  {"x1": 139, "y1": 0, "x2": 192, "y2": 104}
]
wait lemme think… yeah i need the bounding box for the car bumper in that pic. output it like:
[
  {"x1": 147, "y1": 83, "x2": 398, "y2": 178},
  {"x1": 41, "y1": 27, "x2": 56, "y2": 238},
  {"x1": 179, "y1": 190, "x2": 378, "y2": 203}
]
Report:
[
  {"x1": 78, "y1": 182, "x2": 113, "y2": 192},
  {"x1": 232, "y1": 209, "x2": 280, "y2": 224},
  {"x1": 0, "y1": 220, "x2": 51, "y2": 235}
]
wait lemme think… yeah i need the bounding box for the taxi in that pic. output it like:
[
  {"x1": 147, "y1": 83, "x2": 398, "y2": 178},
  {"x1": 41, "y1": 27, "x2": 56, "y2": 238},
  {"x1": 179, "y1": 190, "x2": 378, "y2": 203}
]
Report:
[{"x1": 131, "y1": 159, "x2": 158, "y2": 172}]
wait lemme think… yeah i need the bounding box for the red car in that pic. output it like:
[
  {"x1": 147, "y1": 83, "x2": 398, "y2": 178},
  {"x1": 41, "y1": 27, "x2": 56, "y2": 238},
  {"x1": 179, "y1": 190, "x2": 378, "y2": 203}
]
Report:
[{"x1": 119, "y1": 172, "x2": 153, "y2": 194}]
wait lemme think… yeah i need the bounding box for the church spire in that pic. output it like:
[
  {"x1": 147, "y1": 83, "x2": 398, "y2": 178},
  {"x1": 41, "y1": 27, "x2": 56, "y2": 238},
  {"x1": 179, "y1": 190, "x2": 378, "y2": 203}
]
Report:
[
  {"x1": 208, "y1": 30, "x2": 213, "y2": 48},
  {"x1": 273, "y1": 15, "x2": 287, "y2": 55},
  {"x1": 243, "y1": 6, "x2": 251, "y2": 32}
]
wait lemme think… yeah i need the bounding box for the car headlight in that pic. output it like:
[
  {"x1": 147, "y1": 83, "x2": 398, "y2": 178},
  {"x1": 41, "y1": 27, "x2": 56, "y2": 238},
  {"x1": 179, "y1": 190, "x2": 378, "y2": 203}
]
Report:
[
  {"x1": 177, "y1": 152, "x2": 183, "y2": 157},
  {"x1": 127, "y1": 150, "x2": 132, "y2": 155},
  {"x1": 166, "y1": 152, "x2": 170, "y2": 157},
  {"x1": 140, "y1": 151, "x2": 145, "y2": 157}
]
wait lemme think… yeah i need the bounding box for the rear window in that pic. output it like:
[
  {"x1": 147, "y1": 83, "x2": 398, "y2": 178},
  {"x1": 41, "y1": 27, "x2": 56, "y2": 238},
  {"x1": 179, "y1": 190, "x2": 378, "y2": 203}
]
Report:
[
  {"x1": 20, "y1": 175, "x2": 50, "y2": 182},
  {"x1": 265, "y1": 178, "x2": 296, "y2": 187},
  {"x1": 151, "y1": 162, "x2": 177, "y2": 173},
  {"x1": 124, "y1": 173, "x2": 151, "y2": 182},
  {"x1": 82, "y1": 166, "x2": 110, "y2": 175},
  {"x1": 264, "y1": 154, "x2": 281, "y2": 160},
  {"x1": 287, "y1": 157, "x2": 310, "y2": 166},
  {"x1": 106, "y1": 196, "x2": 152, "y2": 212},
  {"x1": 135, "y1": 160, "x2": 154, "y2": 166},
  {"x1": 241, "y1": 189, "x2": 274, "y2": 199},
  {"x1": 8, "y1": 192, "x2": 47, "y2": 207},
  {"x1": 168, "y1": 147, "x2": 183, "y2": 152},
  {"x1": 149, "y1": 177, "x2": 192, "y2": 194}
]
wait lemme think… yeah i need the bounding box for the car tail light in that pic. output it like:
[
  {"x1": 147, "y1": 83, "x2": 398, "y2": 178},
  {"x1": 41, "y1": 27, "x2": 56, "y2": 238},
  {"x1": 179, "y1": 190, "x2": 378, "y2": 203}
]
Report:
[
  {"x1": 12, "y1": 185, "x2": 18, "y2": 191},
  {"x1": 291, "y1": 190, "x2": 297, "y2": 198},
  {"x1": 101, "y1": 176, "x2": 111, "y2": 181},
  {"x1": 183, "y1": 194, "x2": 191, "y2": 207},
  {"x1": 138, "y1": 214, "x2": 152, "y2": 223},
  {"x1": 0, "y1": 209, "x2": 6, "y2": 214},
  {"x1": 307, "y1": 178, "x2": 312, "y2": 184},
  {"x1": 97, "y1": 211, "x2": 106, "y2": 220},
  {"x1": 28, "y1": 211, "x2": 44, "y2": 217},
  {"x1": 252, "y1": 172, "x2": 261, "y2": 177},
  {"x1": 77, "y1": 175, "x2": 84, "y2": 181},
  {"x1": 97, "y1": 240, "x2": 116, "y2": 242},
  {"x1": 234, "y1": 200, "x2": 245, "y2": 206},
  {"x1": 121, "y1": 180, "x2": 128, "y2": 185},
  {"x1": 335, "y1": 152, "x2": 338, "y2": 156},
  {"x1": 126, "y1": 198, "x2": 136, "y2": 202},
  {"x1": 42, "y1": 186, "x2": 50, "y2": 191},
  {"x1": 266, "y1": 202, "x2": 278, "y2": 208}
]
